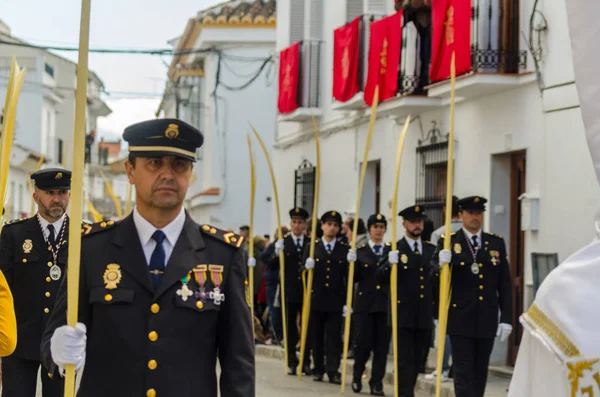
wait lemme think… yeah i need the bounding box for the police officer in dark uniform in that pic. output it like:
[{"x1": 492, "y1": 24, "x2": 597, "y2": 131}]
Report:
[
  {"x1": 377, "y1": 205, "x2": 437, "y2": 397},
  {"x1": 304, "y1": 210, "x2": 348, "y2": 384},
  {"x1": 263, "y1": 206, "x2": 312, "y2": 375},
  {"x1": 41, "y1": 119, "x2": 255, "y2": 397},
  {"x1": 0, "y1": 168, "x2": 71, "y2": 397},
  {"x1": 436, "y1": 196, "x2": 512, "y2": 397},
  {"x1": 350, "y1": 213, "x2": 390, "y2": 396}
]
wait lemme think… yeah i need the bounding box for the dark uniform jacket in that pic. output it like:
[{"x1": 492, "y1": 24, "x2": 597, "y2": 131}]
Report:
[
  {"x1": 377, "y1": 238, "x2": 437, "y2": 329},
  {"x1": 41, "y1": 214, "x2": 255, "y2": 397},
  {"x1": 304, "y1": 239, "x2": 349, "y2": 312},
  {"x1": 437, "y1": 230, "x2": 512, "y2": 338},
  {"x1": 353, "y1": 243, "x2": 389, "y2": 314},
  {"x1": 0, "y1": 216, "x2": 69, "y2": 364},
  {"x1": 262, "y1": 233, "x2": 309, "y2": 304}
]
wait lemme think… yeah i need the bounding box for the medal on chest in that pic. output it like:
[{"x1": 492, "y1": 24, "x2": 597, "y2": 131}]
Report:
[
  {"x1": 209, "y1": 265, "x2": 225, "y2": 305},
  {"x1": 193, "y1": 264, "x2": 208, "y2": 302},
  {"x1": 176, "y1": 272, "x2": 194, "y2": 302},
  {"x1": 37, "y1": 216, "x2": 67, "y2": 281}
]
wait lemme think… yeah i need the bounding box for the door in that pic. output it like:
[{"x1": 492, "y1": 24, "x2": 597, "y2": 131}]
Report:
[{"x1": 508, "y1": 151, "x2": 526, "y2": 365}]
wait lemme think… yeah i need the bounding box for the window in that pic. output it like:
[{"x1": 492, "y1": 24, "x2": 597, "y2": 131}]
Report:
[
  {"x1": 415, "y1": 122, "x2": 449, "y2": 229},
  {"x1": 347, "y1": 0, "x2": 364, "y2": 21},
  {"x1": 44, "y1": 63, "x2": 54, "y2": 78},
  {"x1": 294, "y1": 159, "x2": 316, "y2": 217},
  {"x1": 290, "y1": 0, "x2": 306, "y2": 44}
]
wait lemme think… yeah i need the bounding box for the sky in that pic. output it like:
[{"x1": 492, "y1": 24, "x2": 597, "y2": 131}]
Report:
[{"x1": 1, "y1": 0, "x2": 223, "y2": 139}]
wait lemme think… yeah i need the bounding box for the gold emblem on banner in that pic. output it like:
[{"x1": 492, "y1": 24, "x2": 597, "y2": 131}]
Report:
[
  {"x1": 23, "y1": 239, "x2": 33, "y2": 254},
  {"x1": 103, "y1": 264, "x2": 122, "y2": 290},
  {"x1": 165, "y1": 124, "x2": 179, "y2": 139},
  {"x1": 341, "y1": 47, "x2": 350, "y2": 79},
  {"x1": 454, "y1": 243, "x2": 462, "y2": 254},
  {"x1": 283, "y1": 64, "x2": 292, "y2": 93}
]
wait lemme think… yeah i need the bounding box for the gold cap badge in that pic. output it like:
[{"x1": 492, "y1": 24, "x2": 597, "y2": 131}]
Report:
[
  {"x1": 103, "y1": 264, "x2": 122, "y2": 290},
  {"x1": 165, "y1": 123, "x2": 179, "y2": 139},
  {"x1": 331, "y1": 211, "x2": 336, "y2": 216},
  {"x1": 55, "y1": 173, "x2": 63, "y2": 180},
  {"x1": 474, "y1": 197, "x2": 480, "y2": 203},
  {"x1": 415, "y1": 206, "x2": 420, "y2": 212},
  {"x1": 295, "y1": 208, "x2": 300, "y2": 213},
  {"x1": 376, "y1": 214, "x2": 382, "y2": 220}
]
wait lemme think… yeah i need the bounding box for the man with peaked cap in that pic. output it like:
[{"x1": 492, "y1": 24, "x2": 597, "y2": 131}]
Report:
[
  {"x1": 377, "y1": 205, "x2": 437, "y2": 397},
  {"x1": 507, "y1": 4, "x2": 600, "y2": 395},
  {"x1": 0, "y1": 168, "x2": 72, "y2": 397},
  {"x1": 41, "y1": 119, "x2": 255, "y2": 397},
  {"x1": 304, "y1": 210, "x2": 349, "y2": 384},
  {"x1": 437, "y1": 196, "x2": 512, "y2": 397},
  {"x1": 348, "y1": 213, "x2": 391, "y2": 396},
  {"x1": 262, "y1": 206, "x2": 312, "y2": 375}
]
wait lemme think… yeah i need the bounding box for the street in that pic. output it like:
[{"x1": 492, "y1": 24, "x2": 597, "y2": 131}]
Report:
[{"x1": 255, "y1": 355, "x2": 428, "y2": 397}]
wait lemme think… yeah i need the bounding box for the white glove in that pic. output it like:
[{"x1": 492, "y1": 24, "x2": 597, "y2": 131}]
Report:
[
  {"x1": 347, "y1": 250, "x2": 357, "y2": 262},
  {"x1": 247, "y1": 257, "x2": 256, "y2": 268},
  {"x1": 439, "y1": 249, "x2": 452, "y2": 267},
  {"x1": 434, "y1": 319, "x2": 439, "y2": 327},
  {"x1": 305, "y1": 258, "x2": 315, "y2": 269},
  {"x1": 388, "y1": 250, "x2": 399, "y2": 264},
  {"x1": 497, "y1": 323, "x2": 513, "y2": 342},
  {"x1": 50, "y1": 323, "x2": 87, "y2": 376},
  {"x1": 275, "y1": 239, "x2": 284, "y2": 256},
  {"x1": 342, "y1": 305, "x2": 353, "y2": 317}
]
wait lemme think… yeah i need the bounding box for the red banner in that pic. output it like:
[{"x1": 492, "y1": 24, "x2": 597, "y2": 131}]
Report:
[
  {"x1": 430, "y1": 0, "x2": 472, "y2": 82},
  {"x1": 278, "y1": 42, "x2": 300, "y2": 114},
  {"x1": 333, "y1": 17, "x2": 360, "y2": 102},
  {"x1": 364, "y1": 12, "x2": 403, "y2": 106}
]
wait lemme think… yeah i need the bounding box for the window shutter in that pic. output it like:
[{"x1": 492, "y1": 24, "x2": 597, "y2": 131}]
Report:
[
  {"x1": 290, "y1": 0, "x2": 306, "y2": 44},
  {"x1": 346, "y1": 0, "x2": 364, "y2": 22},
  {"x1": 307, "y1": 0, "x2": 323, "y2": 39},
  {"x1": 364, "y1": 0, "x2": 386, "y2": 15}
]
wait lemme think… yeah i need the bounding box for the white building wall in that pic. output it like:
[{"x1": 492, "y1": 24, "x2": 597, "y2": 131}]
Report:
[
  {"x1": 188, "y1": 45, "x2": 277, "y2": 235},
  {"x1": 274, "y1": 0, "x2": 600, "y2": 317}
]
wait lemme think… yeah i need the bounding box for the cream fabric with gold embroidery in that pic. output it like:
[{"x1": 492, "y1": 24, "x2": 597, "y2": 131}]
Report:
[{"x1": 508, "y1": 239, "x2": 600, "y2": 397}]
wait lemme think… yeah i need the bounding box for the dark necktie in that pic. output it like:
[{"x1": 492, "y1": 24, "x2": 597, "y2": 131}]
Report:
[
  {"x1": 149, "y1": 230, "x2": 166, "y2": 288},
  {"x1": 326, "y1": 243, "x2": 332, "y2": 253},
  {"x1": 414, "y1": 241, "x2": 420, "y2": 255},
  {"x1": 47, "y1": 224, "x2": 56, "y2": 247},
  {"x1": 296, "y1": 238, "x2": 302, "y2": 250},
  {"x1": 472, "y1": 235, "x2": 479, "y2": 250},
  {"x1": 373, "y1": 244, "x2": 381, "y2": 256}
]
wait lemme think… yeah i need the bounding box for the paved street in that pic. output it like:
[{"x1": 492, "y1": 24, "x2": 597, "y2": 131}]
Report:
[{"x1": 256, "y1": 355, "x2": 428, "y2": 397}]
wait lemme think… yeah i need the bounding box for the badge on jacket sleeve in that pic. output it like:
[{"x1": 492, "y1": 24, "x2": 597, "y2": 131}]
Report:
[
  {"x1": 454, "y1": 243, "x2": 462, "y2": 254},
  {"x1": 23, "y1": 239, "x2": 33, "y2": 254},
  {"x1": 103, "y1": 264, "x2": 122, "y2": 290}
]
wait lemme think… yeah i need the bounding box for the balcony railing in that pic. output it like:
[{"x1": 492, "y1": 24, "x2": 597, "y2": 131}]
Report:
[{"x1": 470, "y1": 0, "x2": 527, "y2": 74}]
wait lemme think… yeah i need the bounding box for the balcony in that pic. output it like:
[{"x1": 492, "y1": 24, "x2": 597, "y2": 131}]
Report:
[
  {"x1": 278, "y1": 40, "x2": 322, "y2": 122},
  {"x1": 426, "y1": 0, "x2": 534, "y2": 99},
  {"x1": 376, "y1": 18, "x2": 442, "y2": 118},
  {"x1": 331, "y1": 14, "x2": 441, "y2": 118}
]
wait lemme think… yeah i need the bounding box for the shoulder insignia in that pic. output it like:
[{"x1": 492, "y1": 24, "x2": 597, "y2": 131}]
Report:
[
  {"x1": 284, "y1": 232, "x2": 291, "y2": 238},
  {"x1": 315, "y1": 239, "x2": 320, "y2": 244},
  {"x1": 385, "y1": 242, "x2": 391, "y2": 247},
  {"x1": 81, "y1": 220, "x2": 118, "y2": 237},
  {"x1": 340, "y1": 241, "x2": 346, "y2": 246},
  {"x1": 440, "y1": 232, "x2": 456, "y2": 239},
  {"x1": 425, "y1": 240, "x2": 436, "y2": 247},
  {"x1": 485, "y1": 232, "x2": 503, "y2": 239},
  {"x1": 358, "y1": 244, "x2": 367, "y2": 249},
  {"x1": 2, "y1": 217, "x2": 27, "y2": 227},
  {"x1": 201, "y1": 224, "x2": 244, "y2": 248}
]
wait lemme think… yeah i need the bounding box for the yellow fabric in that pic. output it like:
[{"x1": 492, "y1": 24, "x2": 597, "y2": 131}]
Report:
[{"x1": 0, "y1": 270, "x2": 16, "y2": 356}]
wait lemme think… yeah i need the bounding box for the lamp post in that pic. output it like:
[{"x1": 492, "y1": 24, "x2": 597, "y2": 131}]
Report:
[{"x1": 174, "y1": 82, "x2": 194, "y2": 119}]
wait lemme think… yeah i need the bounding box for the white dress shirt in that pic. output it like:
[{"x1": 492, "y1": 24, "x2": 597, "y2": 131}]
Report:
[
  {"x1": 368, "y1": 240, "x2": 384, "y2": 255},
  {"x1": 321, "y1": 237, "x2": 336, "y2": 251},
  {"x1": 37, "y1": 213, "x2": 66, "y2": 242},
  {"x1": 404, "y1": 235, "x2": 422, "y2": 254},
  {"x1": 462, "y1": 227, "x2": 482, "y2": 248},
  {"x1": 291, "y1": 233, "x2": 305, "y2": 248},
  {"x1": 133, "y1": 206, "x2": 186, "y2": 266}
]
